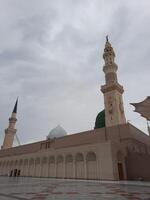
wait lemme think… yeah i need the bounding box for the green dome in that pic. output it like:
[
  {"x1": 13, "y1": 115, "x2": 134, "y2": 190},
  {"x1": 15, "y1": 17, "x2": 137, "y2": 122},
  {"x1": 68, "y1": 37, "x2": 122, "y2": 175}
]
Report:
[{"x1": 94, "y1": 110, "x2": 105, "y2": 129}]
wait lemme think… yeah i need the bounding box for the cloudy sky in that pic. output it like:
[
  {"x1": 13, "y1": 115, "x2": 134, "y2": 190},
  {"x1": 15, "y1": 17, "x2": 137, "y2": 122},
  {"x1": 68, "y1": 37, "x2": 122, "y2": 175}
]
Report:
[{"x1": 0, "y1": 0, "x2": 150, "y2": 146}]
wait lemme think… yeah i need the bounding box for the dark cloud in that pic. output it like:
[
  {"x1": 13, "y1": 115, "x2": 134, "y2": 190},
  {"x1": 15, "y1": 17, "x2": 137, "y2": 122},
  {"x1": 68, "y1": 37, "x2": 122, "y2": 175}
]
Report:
[{"x1": 0, "y1": 0, "x2": 150, "y2": 146}]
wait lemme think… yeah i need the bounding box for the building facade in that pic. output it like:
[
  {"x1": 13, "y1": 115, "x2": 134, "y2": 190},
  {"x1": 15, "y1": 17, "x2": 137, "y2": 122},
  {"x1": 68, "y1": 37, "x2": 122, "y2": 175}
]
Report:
[{"x1": 0, "y1": 38, "x2": 150, "y2": 181}]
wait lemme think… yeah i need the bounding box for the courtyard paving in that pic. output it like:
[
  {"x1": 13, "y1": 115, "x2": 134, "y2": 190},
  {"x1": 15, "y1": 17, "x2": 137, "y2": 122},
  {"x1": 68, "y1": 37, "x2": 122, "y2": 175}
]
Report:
[{"x1": 0, "y1": 177, "x2": 150, "y2": 200}]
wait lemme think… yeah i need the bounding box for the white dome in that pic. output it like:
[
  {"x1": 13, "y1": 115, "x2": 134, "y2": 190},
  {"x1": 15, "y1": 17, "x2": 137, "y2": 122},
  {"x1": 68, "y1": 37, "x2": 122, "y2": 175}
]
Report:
[{"x1": 47, "y1": 125, "x2": 67, "y2": 139}]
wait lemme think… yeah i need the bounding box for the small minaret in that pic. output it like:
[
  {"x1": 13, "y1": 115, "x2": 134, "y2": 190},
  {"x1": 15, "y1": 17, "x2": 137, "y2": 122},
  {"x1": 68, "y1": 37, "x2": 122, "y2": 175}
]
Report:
[
  {"x1": 101, "y1": 36, "x2": 126, "y2": 127},
  {"x1": 1, "y1": 98, "x2": 18, "y2": 149}
]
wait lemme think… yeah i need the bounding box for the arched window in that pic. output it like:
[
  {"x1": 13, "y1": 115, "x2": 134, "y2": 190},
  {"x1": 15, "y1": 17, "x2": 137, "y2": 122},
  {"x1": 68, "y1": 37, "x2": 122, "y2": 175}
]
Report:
[
  {"x1": 14, "y1": 160, "x2": 18, "y2": 166},
  {"x1": 42, "y1": 157, "x2": 47, "y2": 164},
  {"x1": 24, "y1": 159, "x2": 28, "y2": 165},
  {"x1": 86, "y1": 152, "x2": 96, "y2": 162},
  {"x1": 35, "y1": 158, "x2": 40, "y2": 165},
  {"x1": 75, "y1": 153, "x2": 84, "y2": 162},
  {"x1": 29, "y1": 158, "x2": 34, "y2": 165},
  {"x1": 66, "y1": 154, "x2": 73, "y2": 163},
  {"x1": 57, "y1": 155, "x2": 63, "y2": 163},
  {"x1": 49, "y1": 156, "x2": 55, "y2": 164},
  {"x1": 19, "y1": 159, "x2": 23, "y2": 166}
]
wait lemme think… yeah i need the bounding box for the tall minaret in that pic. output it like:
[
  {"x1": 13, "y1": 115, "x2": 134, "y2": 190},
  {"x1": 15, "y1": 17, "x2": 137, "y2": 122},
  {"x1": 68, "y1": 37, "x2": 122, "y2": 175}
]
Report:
[
  {"x1": 1, "y1": 98, "x2": 18, "y2": 149},
  {"x1": 101, "y1": 36, "x2": 126, "y2": 127}
]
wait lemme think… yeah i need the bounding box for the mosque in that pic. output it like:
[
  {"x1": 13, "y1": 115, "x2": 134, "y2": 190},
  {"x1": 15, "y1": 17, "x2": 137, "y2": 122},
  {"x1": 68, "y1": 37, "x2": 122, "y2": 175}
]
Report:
[{"x1": 0, "y1": 38, "x2": 150, "y2": 180}]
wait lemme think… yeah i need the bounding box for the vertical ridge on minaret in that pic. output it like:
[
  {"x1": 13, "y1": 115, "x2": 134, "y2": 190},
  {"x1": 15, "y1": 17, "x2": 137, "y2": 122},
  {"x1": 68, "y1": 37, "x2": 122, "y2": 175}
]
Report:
[{"x1": 101, "y1": 38, "x2": 126, "y2": 127}]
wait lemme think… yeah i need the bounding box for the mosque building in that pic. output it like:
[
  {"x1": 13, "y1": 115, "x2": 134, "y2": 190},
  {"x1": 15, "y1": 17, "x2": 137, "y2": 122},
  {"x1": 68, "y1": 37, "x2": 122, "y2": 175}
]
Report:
[{"x1": 0, "y1": 38, "x2": 150, "y2": 180}]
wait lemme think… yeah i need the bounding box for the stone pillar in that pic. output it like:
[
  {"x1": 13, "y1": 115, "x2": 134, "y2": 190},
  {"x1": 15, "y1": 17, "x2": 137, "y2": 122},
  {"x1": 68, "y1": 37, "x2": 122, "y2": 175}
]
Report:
[
  {"x1": 54, "y1": 161, "x2": 57, "y2": 178},
  {"x1": 84, "y1": 154, "x2": 87, "y2": 179},
  {"x1": 63, "y1": 161, "x2": 66, "y2": 178},
  {"x1": 73, "y1": 158, "x2": 76, "y2": 179}
]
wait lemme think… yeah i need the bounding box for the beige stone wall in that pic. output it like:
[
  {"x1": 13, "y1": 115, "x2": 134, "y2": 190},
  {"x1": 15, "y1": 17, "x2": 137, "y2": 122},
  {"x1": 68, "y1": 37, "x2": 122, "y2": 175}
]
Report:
[
  {"x1": 0, "y1": 123, "x2": 150, "y2": 180},
  {"x1": 0, "y1": 141, "x2": 116, "y2": 180}
]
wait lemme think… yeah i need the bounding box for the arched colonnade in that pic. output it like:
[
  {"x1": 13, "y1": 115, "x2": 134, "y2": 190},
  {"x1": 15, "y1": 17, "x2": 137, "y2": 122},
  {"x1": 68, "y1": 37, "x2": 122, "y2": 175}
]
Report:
[{"x1": 0, "y1": 152, "x2": 98, "y2": 180}]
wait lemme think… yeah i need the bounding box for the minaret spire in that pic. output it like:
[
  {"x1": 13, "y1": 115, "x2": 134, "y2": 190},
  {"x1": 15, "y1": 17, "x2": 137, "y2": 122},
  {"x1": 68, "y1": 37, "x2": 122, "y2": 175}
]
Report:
[
  {"x1": 106, "y1": 35, "x2": 109, "y2": 43},
  {"x1": 13, "y1": 97, "x2": 18, "y2": 113},
  {"x1": 101, "y1": 38, "x2": 126, "y2": 127},
  {"x1": 1, "y1": 99, "x2": 18, "y2": 149}
]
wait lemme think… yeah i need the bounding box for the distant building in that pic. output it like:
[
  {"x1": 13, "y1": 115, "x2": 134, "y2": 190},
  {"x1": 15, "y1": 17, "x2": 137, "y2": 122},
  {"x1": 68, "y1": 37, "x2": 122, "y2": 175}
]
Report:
[{"x1": 0, "y1": 38, "x2": 150, "y2": 180}]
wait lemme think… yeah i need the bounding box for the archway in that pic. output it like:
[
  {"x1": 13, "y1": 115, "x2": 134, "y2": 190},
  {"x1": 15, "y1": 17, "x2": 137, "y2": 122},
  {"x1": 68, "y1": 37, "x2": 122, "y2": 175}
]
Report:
[
  {"x1": 0, "y1": 162, "x2": 2, "y2": 175},
  {"x1": 48, "y1": 156, "x2": 55, "y2": 177},
  {"x1": 6, "y1": 161, "x2": 9, "y2": 176},
  {"x1": 41, "y1": 157, "x2": 48, "y2": 177},
  {"x1": 75, "y1": 153, "x2": 84, "y2": 179},
  {"x1": 65, "y1": 154, "x2": 73, "y2": 178},
  {"x1": 18, "y1": 160, "x2": 23, "y2": 176},
  {"x1": 35, "y1": 158, "x2": 40, "y2": 177},
  {"x1": 14, "y1": 160, "x2": 19, "y2": 177},
  {"x1": 23, "y1": 159, "x2": 28, "y2": 176},
  {"x1": 86, "y1": 152, "x2": 97, "y2": 179},
  {"x1": 56, "y1": 155, "x2": 64, "y2": 178},
  {"x1": 2, "y1": 161, "x2": 6, "y2": 175},
  {"x1": 28, "y1": 158, "x2": 34, "y2": 176},
  {"x1": 9, "y1": 161, "x2": 14, "y2": 176}
]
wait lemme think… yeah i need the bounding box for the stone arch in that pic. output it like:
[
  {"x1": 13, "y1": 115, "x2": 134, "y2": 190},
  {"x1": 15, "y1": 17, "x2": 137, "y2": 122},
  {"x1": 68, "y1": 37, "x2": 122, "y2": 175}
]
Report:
[
  {"x1": 49, "y1": 156, "x2": 55, "y2": 163},
  {"x1": 56, "y1": 155, "x2": 64, "y2": 178},
  {"x1": 76, "y1": 153, "x2": 84, "y2": 162},
  {"x1": 41, "y1": 157, "x2": 48, "y2": 177},
  {"x1": 9, "y1": 160, "x2": 15, "y2": 177},
  {"x1": 35, "y1": 157, "x2": 40, "y2": 164},
  {"x1": 66, "y1": 154, "x2": 73, "y2": 162},
  {"x1": 18, "y1": 159, "x2": 23, "y2": 176},
  {"x1": 35, "y1": 157, "x2": 40, "y2": 177},
  {"x1": 10, "y1": 160, "x2": 18, "y2": 177},
  {"x1": 0, "y1": 162, "x2": 2, "y2": 175},
  {"x1": 86, "y1": 152, "x2": 96, "y2": 161},
  {"x1": 86, "y1": 152, "x2": 97, "y2": 179},
  {"x1": 14, "y1": 160, "x2": 18, "y2": 166},
  {"x1": 19, "y1": 159, "x2": 23, "y2": 167},
  {"x1": 57, "y1": 155, "x2": 63, "y2": 163},
  {"x1": 2, "y1": 161, "x2": 6, "y2": 175},
  {"x1": 75, "y1": 153, "x2": 84, "y2": 179},
  {"x1": 48, "y1": 156, "x2": 55, "y2": 177},
  {"x1": 23, "y1": 159, "x2": 28, "y2": 176},
  {"x1": 5, "y1": 161, "x2": 10, "y2": 176},
  {"x1": 9, "y1": 160, "x2": 14, "y2": 175},
  {"x1": 28, "y1": 158, "x2": 34, "y2": 176},
  {"x1": 0, "y1": 162, "x2": 3, "y2": 175},
  {"x1": 65, "y1": 154, "x2": 73, "y2": 179},
  {"x1": 6, "y1": 160, "x2": 9, "y2": 166}
]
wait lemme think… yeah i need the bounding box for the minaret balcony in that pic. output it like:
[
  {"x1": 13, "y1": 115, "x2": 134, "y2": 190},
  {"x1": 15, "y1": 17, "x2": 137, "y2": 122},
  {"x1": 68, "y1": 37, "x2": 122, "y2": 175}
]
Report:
[
  {"x1": 101, "y1": 82, "x2": 124, "y2": 94},
  {"x1": 5, "y1": 128, "x2": 17, "y2": 134},
  {"x1": 103, "y1": 63, "x2": 118, "y2": 74}
]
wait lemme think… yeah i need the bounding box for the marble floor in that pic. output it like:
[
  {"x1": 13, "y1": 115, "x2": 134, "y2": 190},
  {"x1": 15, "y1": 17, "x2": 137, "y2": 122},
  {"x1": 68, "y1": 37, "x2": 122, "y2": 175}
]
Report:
[{"x1": 0, "y1": 177, "x2": 150, "y2": 200}]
